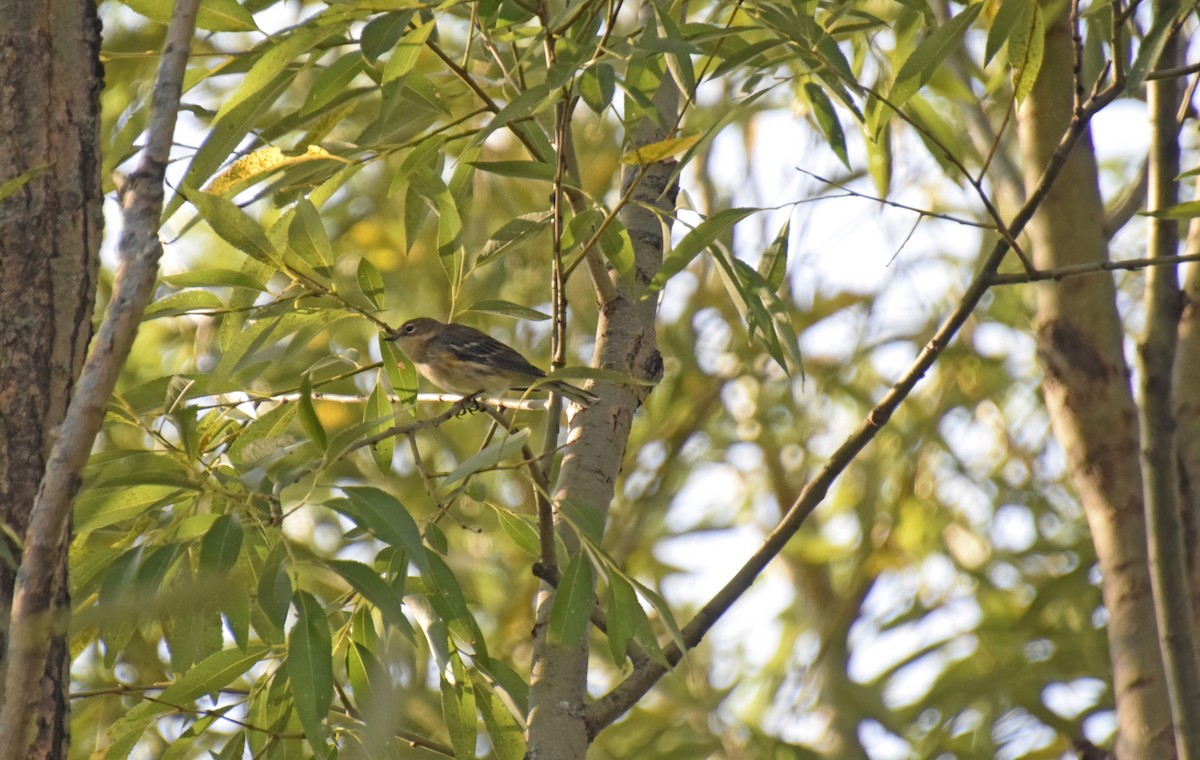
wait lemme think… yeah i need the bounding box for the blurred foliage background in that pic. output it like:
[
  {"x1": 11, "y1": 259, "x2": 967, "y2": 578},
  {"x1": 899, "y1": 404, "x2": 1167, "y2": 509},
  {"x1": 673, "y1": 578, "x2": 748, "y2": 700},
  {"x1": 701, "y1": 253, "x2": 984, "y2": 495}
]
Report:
[{"x1": 70, "y1": 0, "x2": 1163, "y2": 757}]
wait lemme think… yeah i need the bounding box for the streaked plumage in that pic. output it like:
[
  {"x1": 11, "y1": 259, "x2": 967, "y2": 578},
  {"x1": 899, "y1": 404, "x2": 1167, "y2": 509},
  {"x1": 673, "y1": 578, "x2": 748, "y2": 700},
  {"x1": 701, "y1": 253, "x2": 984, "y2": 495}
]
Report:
[{"x1": 387, "y1": 318, "x2": 598, "y2": 407}]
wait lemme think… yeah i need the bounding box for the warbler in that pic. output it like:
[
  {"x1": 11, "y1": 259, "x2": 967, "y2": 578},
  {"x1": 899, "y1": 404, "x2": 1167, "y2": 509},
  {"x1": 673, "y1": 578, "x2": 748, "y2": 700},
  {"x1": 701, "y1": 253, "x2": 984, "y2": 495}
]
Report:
[{"x1": 387, "y1": 318, "x2": 599, "y2": 407}]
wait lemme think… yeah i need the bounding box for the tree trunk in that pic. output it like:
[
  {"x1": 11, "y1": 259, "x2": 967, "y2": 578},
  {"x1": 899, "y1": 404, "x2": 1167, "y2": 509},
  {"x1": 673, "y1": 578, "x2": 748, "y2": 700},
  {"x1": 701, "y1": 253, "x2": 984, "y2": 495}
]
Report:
[
  {"x1": 523, "y1": 10, "x2": 678, "y2": 758},
  {"x1": 1017, "y1": 11, "x2": 1175, "y2": 758},
  {"x1": 0, "y1": 0, "x2": 103, "y2": 756}
]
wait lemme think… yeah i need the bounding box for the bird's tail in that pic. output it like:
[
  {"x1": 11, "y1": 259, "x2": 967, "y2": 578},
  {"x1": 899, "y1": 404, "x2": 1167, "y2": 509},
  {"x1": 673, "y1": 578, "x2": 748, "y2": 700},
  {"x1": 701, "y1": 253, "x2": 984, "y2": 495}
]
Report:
[{"x1": 544, "y1": 380, "x2": 600, "y2": 408}]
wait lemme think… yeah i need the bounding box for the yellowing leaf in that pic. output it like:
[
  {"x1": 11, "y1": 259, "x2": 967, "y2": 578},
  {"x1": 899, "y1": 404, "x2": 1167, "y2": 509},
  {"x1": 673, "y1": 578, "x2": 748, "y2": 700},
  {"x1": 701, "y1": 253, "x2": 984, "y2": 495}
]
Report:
[
  {"x1": 620, "y1": 133, "x2": 702, "y2": 165},
  {"x1": 204, "y1": 145, "x2": 338, "y2": 197}
]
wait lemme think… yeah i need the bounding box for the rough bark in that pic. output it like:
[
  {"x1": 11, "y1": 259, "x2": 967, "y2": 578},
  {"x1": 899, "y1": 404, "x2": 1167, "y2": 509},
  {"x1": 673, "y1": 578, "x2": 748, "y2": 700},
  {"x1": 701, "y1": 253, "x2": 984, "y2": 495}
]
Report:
[
  {"x1": 1018, "y1": 12, "x2": 1175, "y2": 758},
  {"x1": 0, "y1": 0, "x2": 198, "y2": 753},
  {"x1": 0, "y1": 0, "x2": 103, "y2": 756}
]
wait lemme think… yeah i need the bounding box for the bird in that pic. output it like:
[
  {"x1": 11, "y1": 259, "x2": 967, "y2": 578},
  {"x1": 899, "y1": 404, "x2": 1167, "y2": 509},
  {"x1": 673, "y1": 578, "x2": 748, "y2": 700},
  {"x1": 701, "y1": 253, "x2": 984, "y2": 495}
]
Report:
[{"x1": 386, "y1": 317, "x2": 599, "y2": 407}]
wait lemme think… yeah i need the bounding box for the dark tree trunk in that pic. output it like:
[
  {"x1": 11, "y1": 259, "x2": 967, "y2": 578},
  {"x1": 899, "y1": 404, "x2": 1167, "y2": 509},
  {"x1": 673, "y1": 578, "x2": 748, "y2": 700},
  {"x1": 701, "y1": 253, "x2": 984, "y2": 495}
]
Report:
[{"x1": 0, "y1": 0, "x2": 103, "y2": 756}]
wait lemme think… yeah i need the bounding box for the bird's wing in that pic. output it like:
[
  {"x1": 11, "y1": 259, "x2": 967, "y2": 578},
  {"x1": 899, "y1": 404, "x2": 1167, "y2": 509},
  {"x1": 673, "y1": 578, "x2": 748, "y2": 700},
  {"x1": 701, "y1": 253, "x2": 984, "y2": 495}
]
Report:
[{"x1": 439, "y1": 324, "x2": 546, "y2": 377}]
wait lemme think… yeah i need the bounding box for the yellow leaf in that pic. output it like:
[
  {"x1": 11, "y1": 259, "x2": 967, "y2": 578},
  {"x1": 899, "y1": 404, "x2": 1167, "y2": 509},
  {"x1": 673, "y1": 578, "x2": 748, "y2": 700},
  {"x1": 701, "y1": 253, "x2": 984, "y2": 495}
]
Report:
[{"x1": 619, "y1": 133, "x2": 702, "y2": 165}]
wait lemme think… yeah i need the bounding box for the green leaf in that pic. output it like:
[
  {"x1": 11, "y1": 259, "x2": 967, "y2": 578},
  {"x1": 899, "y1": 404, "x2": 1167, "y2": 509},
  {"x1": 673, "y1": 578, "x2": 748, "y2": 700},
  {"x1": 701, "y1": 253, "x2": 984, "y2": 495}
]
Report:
[
  {"x1": 474, "y1": 212, "x2": 552, "y2": 267},
  {"x1": 0, "y1": 162, "x2": 49, "y2": 202},
  {"x1": 323, "y1": 559, "x2": 412, "y2": 635},
  {"x1": 104, "y1": 644, "x2": 270, "y2": 754},
  {"x1": 182, "y1": 187, "x2": 279, "y2": 265},
  {"x1": 329, "y1": 487, "x2": 429, "y2": 574},
  {"x1": 357, "y1": 258, "x2": 385, "y2": 309},
  {"x1": 256, "y1": 545, "x2": 292, "y2": 642},
  {"x1": 1126, "y1": 6, "x2": 1180, "y2": 94},
  {"x1": 1008, "y1": 0, "x2": 1044, "y2": 104},
  {"x1": 803, "y1": 84, "x2": 849, "y2": 169},
  {"x1": 382, "y1": 18, "x2": 435, "y2": 84},
  {"x1": 596, "y1": 217, "x2": 635, "y2": 280},
  {"x1": 629, "y1": 577, "x2": 687, "y2": 657},
  {"x1": 579, "y1": 63, "x2": 616, "y2": 113},
  {"x1": 381, "y1": 336, "x2": 419, "y2": 405},
  {"x1": 985, "y1": 0, "x2": 1029, "y2": 64},
  {"x1": 605, "y1": 571, "x2": 641, "y2": 664},
  {"x1": 733, "y1": 259, "x2": 803, "y2": 375},
  {"x1": 161, "y1": 644, "x2": 269, "y2": 702},
  {"x1": 361, "y1": 11, "x2": 416, "y2": 63},
  {"x1": 215, "y1": 25, "x2": 341, "y2": 123},
  {"x1": 470, "y1": 160, "x2": 557, "y2": 182},
  {"x1": 199, "y1": 514, "x2": 244, "y2": 576},
  {"x1": 167, "y1": 72, "x2": 294, "y2": 219},
  {"x1": 298, "y1": 374, "x2": 327, "y2": 451},
  {"x1": 143, "y1": 290, "x2": 225, "y2": 319},
  {"x1": 222, "y1": 579, "x2": 252, "y2": 651},
  {"x1": 289, "y1": 590, "x2": 333, "y2": 757},
  {"x1": 120, "y1": 0, "x2": 258, "y2": 32},
  {"x1": 439, "y1": 428, "x2": 531, "y2": 493},
  {"x1": 228, "y1": 403, "x2": 298, "y2": 468},
  {"x1": 303, "y1": 53, "x2": 365, "y2": 114},
  {"x1": 758, "y1": 217, "x2": 791, "y2": 291},
  {"x1": 365, "y1": 375, "x2": 395, "y2": 473},
  {"x1": 288, "y1": 199, "x2": 334, "y2": 273},
  {"x1": 162, "y1": 268, "x2": 269, "y2": 291},
  {"x1": 489, "y1": 504, "x2": 541, "y2": 557},
  {"x1": 474, "y1": 675, "x2": 526, "y2": 760},
  {"x1": 549, "y1": 554, "x2": 594, "y2": 645},
  {"x1": 441, "y1": 672, "x2": 477, "y2": 760},
  {"x1": 465, "y1": 300, "x2": 551, "y2": 321},
  {"x1": 1143, "y1": 200, "x2": 1200, "y2": 219},
  {"x1": 422, "y1": 551, "x2": 487, "y2": 654},
  {"x1": 478, "y1": 80, "x2": 557, "y2": 144},
  {"x1": 650, "y1": 207, "x2": 758, "y2": 291},
  {"x1": 346, "y1": 640, "x2": 385, "y2": 710},
  {"x1": 890, "y1": 5, "x2": 982, "y2": 106},
  {"x1": 652, "y1": 7, "x2": 698, "y2": 96},
  {"x1": 75, "y1": 485, "x2": 185, "y2": 533}
]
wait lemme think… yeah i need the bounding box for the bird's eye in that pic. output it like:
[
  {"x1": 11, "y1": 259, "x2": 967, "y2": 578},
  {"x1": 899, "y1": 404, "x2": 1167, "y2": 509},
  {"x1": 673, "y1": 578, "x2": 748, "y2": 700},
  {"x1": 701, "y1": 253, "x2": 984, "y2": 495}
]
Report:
[{"x1": 405, "y1": 324, "x2": 416, "y2": 333}]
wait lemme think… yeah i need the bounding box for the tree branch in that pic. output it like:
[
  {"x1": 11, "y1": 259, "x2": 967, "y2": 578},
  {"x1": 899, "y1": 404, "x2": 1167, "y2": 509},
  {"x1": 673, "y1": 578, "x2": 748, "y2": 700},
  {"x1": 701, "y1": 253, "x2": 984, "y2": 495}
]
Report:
[
  {"x1": 987, "y1": 252, "x2": 1200, "y2": 285},
  {"x1": 585, "y1": 45, "x2": 1122, "y2": 735},
  {"x1": 0, "y1": 0, "x2": 201, "y2": 752},
  {"x1": 1138, "y1": 9, "x2": 1200, "y2": 755}
]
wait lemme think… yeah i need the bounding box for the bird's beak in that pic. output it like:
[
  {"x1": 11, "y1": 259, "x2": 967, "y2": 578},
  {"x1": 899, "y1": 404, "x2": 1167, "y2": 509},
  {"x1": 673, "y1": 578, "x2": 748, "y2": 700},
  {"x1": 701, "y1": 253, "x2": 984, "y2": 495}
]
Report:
[{"x1": 384, "y1": 329, "x2": 401, "y2": 342}]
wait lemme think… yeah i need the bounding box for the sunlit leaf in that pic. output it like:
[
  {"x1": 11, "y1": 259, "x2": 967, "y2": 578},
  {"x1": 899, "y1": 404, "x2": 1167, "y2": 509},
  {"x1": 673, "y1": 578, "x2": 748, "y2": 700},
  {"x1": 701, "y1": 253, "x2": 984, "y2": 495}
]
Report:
[
  {"x1": 549, "y1": 554, "x2": 594, "y2": 645},
  {"x1": 382, "y1": 18, "x2": 436, "y2": 84},
  {"x1": 182, "y1": 187, "x2": 279, "y2": 265},
  {"x1": 620, "y1": 133, "x2": 702, "y2": 165},
  {"x1": 890, "y1": 5, "x2": 982, "y2": 106},
  {"x1": 579, "y1": 63, "x2": 616, "y2": 112},
  {"x1": 297, "y1": 373, "x2": 327, "y2": 451},
  {"x1": 650, "y1": 207, "x2": 758, "y2": 291}
]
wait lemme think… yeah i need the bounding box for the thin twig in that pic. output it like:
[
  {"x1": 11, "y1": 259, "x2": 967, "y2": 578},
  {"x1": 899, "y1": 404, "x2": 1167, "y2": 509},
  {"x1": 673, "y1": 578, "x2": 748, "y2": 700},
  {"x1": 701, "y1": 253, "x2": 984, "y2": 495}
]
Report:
[
  {"x1": 987, "y1": 252, "x2": 1200, "y2": 285},
  {"x1": 794, "y1": 167, "x2": 996, "y2": 229}
]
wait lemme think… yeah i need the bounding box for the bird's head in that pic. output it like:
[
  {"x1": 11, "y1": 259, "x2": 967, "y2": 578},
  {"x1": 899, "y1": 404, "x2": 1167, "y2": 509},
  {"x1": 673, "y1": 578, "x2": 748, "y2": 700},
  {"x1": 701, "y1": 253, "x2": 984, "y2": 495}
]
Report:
[{"x1": 387, "y1": 317, "x2": 443, "y2": 351}]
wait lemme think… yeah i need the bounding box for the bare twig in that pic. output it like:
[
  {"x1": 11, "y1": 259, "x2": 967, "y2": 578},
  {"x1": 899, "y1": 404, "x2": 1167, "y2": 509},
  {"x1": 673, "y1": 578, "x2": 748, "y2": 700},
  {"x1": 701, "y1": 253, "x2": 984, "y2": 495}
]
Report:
[
  {"x1": 794, "y1": 167, "x2": 996, "y2": 229},
  {"x1": 987, "y1": 252, "x2": 1200, "y2": 285}
]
